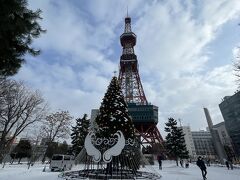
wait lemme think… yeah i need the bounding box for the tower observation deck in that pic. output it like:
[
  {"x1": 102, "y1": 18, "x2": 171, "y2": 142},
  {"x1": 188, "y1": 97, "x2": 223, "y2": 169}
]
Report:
[{"x1": 118, "y1": 16, "x2": 164, "y2": 149}]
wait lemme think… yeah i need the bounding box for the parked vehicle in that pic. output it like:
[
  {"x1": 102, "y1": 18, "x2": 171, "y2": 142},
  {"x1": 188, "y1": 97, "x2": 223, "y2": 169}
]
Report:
[{"x1": 50, "y1": 154, "x2": 73, "y2": 171}]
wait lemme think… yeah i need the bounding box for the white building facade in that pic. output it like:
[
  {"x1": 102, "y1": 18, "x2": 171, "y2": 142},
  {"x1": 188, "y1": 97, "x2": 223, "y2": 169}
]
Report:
[
  {"x1": 180, "y1": 126, "x2": 196, "y2": 158},
  {"x1": 90, "y1": 109, "x2": 99, "y2": 129},
  {"x1": 192, "y1": 130, "x2": 217, "y2": 159},
  {"x1": 212, "y1": 122, "x2": 232, "y2": 147}
]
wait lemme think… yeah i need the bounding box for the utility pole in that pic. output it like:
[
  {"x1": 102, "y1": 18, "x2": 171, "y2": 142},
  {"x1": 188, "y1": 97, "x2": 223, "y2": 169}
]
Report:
[{"x1": 178, "y1": 118, "x2": 182, "y2": 127}]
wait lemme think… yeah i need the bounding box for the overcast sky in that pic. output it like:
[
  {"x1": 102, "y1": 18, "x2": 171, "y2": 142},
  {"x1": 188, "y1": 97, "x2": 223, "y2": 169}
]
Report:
[{"x1": 15, "y1": 0, "x2": 240, "y2": 137}]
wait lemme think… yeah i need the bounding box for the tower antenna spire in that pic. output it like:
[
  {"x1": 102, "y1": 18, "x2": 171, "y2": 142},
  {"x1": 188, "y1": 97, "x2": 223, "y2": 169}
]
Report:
[{"x1": 118, "y1": 14, "x2": 164, "y2": 151}]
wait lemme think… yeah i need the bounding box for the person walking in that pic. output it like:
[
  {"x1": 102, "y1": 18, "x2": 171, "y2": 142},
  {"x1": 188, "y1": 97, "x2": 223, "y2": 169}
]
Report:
[
  {"x1": 228, "y1": 158, "x2": 233, "y2": 170},
  {"x1": 206, "y1": 158, "x2": 210, "y2": 167},
  {"x1": 185, "y1": 160, "x2": 189, "y2": 168},
  {"x1": 196, "y1": 156, "x2": 207, "y2": 180},
  {"x1": 157, "y1": 154, "x2": 162, "y2": 170},
  {"x1": 225, "y1": 160, "x2": 230, "y2": 170},
  {"x1": 180, "y1": 159, "x2": 184, "y2": 167}
]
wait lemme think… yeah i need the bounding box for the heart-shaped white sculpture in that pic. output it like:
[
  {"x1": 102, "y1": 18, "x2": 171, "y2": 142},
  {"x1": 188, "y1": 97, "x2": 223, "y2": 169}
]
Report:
[
  {"x1": 84, "y1": 131, "x2": 101, "y2": 162},
  {"x1": 103, "y1": 130, "x2": 125, "y2": 163},
  {"x1": 85, "y1": 130, "x2": 125, "y2": 163}
]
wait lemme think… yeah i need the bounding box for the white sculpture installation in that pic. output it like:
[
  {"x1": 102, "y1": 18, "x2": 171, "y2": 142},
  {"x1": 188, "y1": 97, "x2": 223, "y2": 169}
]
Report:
[
  {"x1": 103, "y1": 130, "x2": 125, "y2": 163},
  {"x1": 84, "y1": 131, "x2": 101, "y2": 162},
  {"x1": 84, "y1": 130, "x2": 125, "y2": 163}
]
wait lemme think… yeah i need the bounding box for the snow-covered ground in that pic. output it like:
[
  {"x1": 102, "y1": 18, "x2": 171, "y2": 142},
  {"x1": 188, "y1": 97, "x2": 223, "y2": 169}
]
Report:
[{"x1": 0, "y1": 161, "x2": 239, "y2": 180}]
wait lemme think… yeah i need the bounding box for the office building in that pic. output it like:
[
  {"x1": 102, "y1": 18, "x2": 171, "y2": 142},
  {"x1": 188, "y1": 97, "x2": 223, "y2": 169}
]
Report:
[
  {"x1": 203, "y1": 108, "x2": 227, "y2": 163},
  {"x1": 179, "y1": 126, "x2": 196, "y2": 158},
  {"x1": 192, "y1": 130, "x2": 217, "y2": 159},
  {"x1": 219, "y1": 91, "x2": 240, "y2": 157},
  {"x1": 90, "y1": 109, "x2": 99, "y2": 129},
  {"x1": 212, "y1": 122, "x2": 232, "y2": 146}
]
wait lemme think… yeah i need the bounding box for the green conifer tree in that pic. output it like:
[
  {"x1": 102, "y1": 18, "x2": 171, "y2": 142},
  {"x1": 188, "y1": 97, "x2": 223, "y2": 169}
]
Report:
[
  {"x1": 58, "y1": 141, "x2": 69, "y2": 155},
  {"x1": 95, "y1": 76, "x2": 139, "y2": 172},
  {"x1": 95, "y1": 77, "x2": 135, "y2": 139},
  {"x1": 71, "y1": 114, "x2": 89, "y2": 156},
  {"x1": 164, "y1": 117, "x2": 189, "y2": 166},
  {"x1": 10, "y1": 139, "x2": 32, "y2": 164},
  {"x1": 45, "y1": 142, "x2": 58, "y2": 160},
  {"x1": 0, "y1": 0, "x2": 46, "y2": 76}
]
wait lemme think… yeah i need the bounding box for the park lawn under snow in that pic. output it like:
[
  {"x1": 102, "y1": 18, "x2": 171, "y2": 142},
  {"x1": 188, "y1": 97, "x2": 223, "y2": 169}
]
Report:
[{"x1": 0, "y1": 161, "x2": 240, "y2": 180}]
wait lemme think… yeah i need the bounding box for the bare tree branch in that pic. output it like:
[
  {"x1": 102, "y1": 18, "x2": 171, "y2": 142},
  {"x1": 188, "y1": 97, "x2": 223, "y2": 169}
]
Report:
[
  {"x1": 233, "y1": 47, "x2": 240, "y2": 88},
  {"x1": 40, "y1": 110, "x2": 72, "y2": 163},
  {"x1": 40, "y1": 110, "x2": 72, "y2": 143},
  {"x1": 0, "y1": 78, "x2": 47, "y2": 162}
]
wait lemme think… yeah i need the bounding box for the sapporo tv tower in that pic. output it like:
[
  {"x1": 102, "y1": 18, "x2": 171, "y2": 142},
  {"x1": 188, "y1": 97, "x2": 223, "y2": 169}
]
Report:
[{"x1": 118, "y1": 16, "x2": 164, "y2": 150}]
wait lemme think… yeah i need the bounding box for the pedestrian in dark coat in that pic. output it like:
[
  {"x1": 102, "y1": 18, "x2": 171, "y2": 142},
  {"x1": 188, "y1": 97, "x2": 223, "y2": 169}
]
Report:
[
  {"x1": 180, "y1": 159, "x2": 184, "y2": 167},
  {"x1": 228, "y1": 158, "x2": 233, "y2": 170},
  {"x1": 206, "y1": 158, "x2": 210, "y2": 167},
  {"x1": 157, "y1": 154, "x2": 162, "y2": 170},
  {"x1": 196, "y1": 156, "x2": 207, "y2": 180},
  {"x1": 225, "y1": 160, "x2": 230, "y2": 170},
  {"x1": 185, "y1": 160, "x2": 189, "y2": 168}
]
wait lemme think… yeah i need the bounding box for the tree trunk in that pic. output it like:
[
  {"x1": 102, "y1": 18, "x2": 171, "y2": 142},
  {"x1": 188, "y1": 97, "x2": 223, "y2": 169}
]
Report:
[
  {"x1": 42, "y1": 154, "x2": 46, "y2": 163},
  {"x1": 0, "y1": 137, "x2": 13, "y2": 164},
  {"x1": 11, "y1": 158, "x2": 13, "y2": 164},
  {"x1": 0, "y1": 141, "x2": 6, "y2": 164},
  {"x1": 18, "y1": 158, "x2": 22, "y2": 164},
  {"x1": 0, "y1": 154, "x2": 3, "y2": 164},
  {"x1": 176, "y1": 157, "x2": 179, "y2": 166},
  {"x1": 42, "y1": 150, "x2": 48, "y2": 164}
]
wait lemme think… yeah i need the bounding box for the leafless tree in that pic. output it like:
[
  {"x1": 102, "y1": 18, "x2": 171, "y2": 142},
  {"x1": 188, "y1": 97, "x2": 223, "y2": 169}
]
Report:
[
  {"x1": 40, "y1": 110, "x2": 72, "y2": 162},
  {"x1": 234, "y1": 47, "x2": 240, "y2": 88},
  {"x1": 0, "y1": 78, "x2": 47, "y2": 163},
  {"x1": 234, "y1": 61, "x2": 240, "y2": 86},
  {"x1": 40, "y1": 111, "x2": 72, "y2": 142}
]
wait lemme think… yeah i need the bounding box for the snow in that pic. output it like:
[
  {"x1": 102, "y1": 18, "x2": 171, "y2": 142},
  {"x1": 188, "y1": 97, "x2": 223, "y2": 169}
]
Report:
[
  {"x1": 0, "y1": 163, "x2": 59, "y2": 180},
  {"x1": 0, "y1": 161, "x2": 240, "y2": 180},
  {"x1": 157, "y1": 161, "x2": 240, "y2": 180},
  {"x1": 109, "y1": 115, "x2": 116, "y2": 121}
]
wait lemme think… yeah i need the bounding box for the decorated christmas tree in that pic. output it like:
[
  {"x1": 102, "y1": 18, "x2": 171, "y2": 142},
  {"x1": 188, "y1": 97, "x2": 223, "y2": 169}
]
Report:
[
  {"x1": 95, "y1": 76, "x2": 139, "y2": 172},
  {"x1": 61, "y1": 77, "x2": 161, "y2": 179},
  {"x1": 81, "y1": 76, "x2": 140, "y2": 178},
  {"x1": 95, "y1": 76, "x2": 135, "y2": 139}
]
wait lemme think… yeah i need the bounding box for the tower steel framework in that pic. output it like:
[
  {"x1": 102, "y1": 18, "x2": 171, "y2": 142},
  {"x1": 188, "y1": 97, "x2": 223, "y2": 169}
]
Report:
[{"x1": 118, "y1": 16, "x2": 164, "y2": 148}]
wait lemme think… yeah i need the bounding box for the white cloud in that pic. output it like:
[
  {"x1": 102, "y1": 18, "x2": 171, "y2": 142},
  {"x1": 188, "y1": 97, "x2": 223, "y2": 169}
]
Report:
[
  {"x1": 133, "y1": 0, "x2": 240, "y2": 132},
  {"x1": 15, "y1": 0, "x2": 240, "y2": 138}
]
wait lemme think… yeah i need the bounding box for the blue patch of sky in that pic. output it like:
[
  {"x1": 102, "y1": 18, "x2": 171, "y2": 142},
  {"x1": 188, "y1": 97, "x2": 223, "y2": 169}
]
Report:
[
  {"x1": 69, "y1": 1, "x2": 107, "y2": 26},
  {"x1": 26, "y1": 49, "x2": 89, "y2": 76},
  {"x1": 63, "y1": 1, "x2": 124, "y2": 68},
  {"x1": 103, "y1": 21, "x2": 126, "y2": 65},
  {"x1": 189, "y1": 0, "x2": 202, "y2": 20},
  {"x1": 205, "y1": 18, "x2": 240, "y2": 71},
  {"x1": 37, "y1": 50, "x2": 64, "y2": 65},
  {"x1": 72, "y1": 2, "x2": 95, "y2": 26}
]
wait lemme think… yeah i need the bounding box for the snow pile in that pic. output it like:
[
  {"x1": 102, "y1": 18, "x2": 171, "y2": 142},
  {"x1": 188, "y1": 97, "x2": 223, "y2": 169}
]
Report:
[{"x1": 0, "y1": 161, "x2": 240, "y2": 180}]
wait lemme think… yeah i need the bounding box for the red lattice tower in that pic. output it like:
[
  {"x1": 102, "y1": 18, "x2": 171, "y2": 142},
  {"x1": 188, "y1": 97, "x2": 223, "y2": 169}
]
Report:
[{"x1": 118, "y1": 16, "x2": 164, "y2": 149}]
